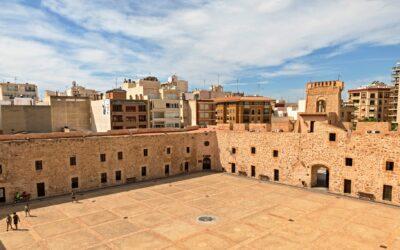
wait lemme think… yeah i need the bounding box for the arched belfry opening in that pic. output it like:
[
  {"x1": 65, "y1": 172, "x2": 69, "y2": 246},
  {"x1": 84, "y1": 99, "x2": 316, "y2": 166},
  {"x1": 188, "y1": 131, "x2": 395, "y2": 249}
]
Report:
[
  {"x1": 316, "y1": 100, "x2": 326, "y2": 113},
  {"x1": 311, "y1": 165, "x2": 329, "y2": 189}
]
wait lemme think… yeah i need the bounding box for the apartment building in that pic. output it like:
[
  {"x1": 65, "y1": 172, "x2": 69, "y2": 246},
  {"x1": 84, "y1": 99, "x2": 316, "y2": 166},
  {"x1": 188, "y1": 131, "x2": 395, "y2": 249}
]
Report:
[
  {"x1": 91, "y1": 89, "x2": 149, "y2": 131},
  {"x1": 389, "y1": 62, "x2": 400, "y2": 124},
  {"x1": 122, "y1": 75, "x2": 188, "y2": 128},
  {"x1": 188, "y1": 99, "x2": 216, "y2": 126},
  {"x1": 348, "y1": 81, "x2": 391, "y2": 122},
  {"x1": 0, "y1": 82, "x2": 38, "y2": 101},
  {"x1": 151, "y1": 99, "x2": 181, "y2": 128},
  {"x1": 122, "y1": 76, "x2": 161, "y2": 100},
  {"x1": 44, "y1": 81, "x2": 101, "y2": 103},
  {"x1": 184, "y1": 84, "x2": 227, "y2": 126},
  {"x1": 214, "y1": 96, "x2": 273, "y2": 124}
]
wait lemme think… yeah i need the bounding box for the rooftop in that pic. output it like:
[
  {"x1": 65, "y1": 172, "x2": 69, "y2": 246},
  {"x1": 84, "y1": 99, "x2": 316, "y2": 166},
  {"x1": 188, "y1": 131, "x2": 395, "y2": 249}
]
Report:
[
  {"x1": 348, "y1": 81, "x2": 392, "y2": 92},
  {"x1": 1, "y1": 173, "x2": 399, "y2": 249},
  {"x1": 213, "y1": 96, "x2": 273, "y2": 103}
]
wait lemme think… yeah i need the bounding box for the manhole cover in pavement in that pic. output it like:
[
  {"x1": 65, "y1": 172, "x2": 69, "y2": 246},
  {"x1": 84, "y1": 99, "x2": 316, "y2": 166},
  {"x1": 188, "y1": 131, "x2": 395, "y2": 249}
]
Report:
[{"x1": 197, "y1": 215, "x2": 217, "y2": 223}]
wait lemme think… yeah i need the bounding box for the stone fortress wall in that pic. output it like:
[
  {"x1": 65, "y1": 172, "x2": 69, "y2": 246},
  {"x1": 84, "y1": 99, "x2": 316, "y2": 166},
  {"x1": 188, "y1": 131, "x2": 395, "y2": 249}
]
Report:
[
  {"x1": 0, "y1": 128, "x2": 220, "y2": 203},
  {"x1": 1, "y1": 122, "x2": 400, "y2": 205},
  {"x1": 217, "y1": 122, "x2": 400, "y2": 205},
  {"x1": 1, "y1": 80, "x2": 400, "y2": 206}
]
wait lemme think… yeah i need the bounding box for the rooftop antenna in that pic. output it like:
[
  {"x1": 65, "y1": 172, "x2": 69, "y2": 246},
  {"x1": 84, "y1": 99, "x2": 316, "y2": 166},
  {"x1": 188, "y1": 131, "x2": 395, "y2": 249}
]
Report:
[
  {"x1": 217, "y1": 73, "x2": 220, "y2": 85},
  {"x1": 14, "y1": 76, "x2": 17, "y2": 84},
  {"x1": 257, "y1": 82, "x2": 261, "y2": 95},
  {"x1": 236, "y1": 78, "x2": 239, "y2": 93},
  {"x1": 203, "y1": 79, "x2": 206, "y2": 89},
  {"x1": 337, "y1": 74, "x2": 341, "y2": 81}
]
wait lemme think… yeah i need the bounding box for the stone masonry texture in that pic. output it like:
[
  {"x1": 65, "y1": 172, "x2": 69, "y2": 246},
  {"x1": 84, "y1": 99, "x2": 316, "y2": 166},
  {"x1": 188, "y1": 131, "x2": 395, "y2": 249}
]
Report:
[{"x1": 1, "y1": 124, "x2": 400, "y2": 206}]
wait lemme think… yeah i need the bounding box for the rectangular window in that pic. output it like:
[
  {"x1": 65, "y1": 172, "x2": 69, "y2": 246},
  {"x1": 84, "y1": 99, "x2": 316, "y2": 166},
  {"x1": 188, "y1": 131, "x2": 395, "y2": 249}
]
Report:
[
  {"x1": 125, "y1": 106, "x2": 136, "y2": 112},
  {"x1": 71, "y1": 177, "x2": 79, "y2": 189},
  {"x1": 232, "y1": 147, "x2": 236, "y2": 154},
  {"x1": 112, "y1": 105, "x2": 123, "y2": 112},
  {"x1": 329, "y1": 133, "x2": 336, "y2": 142},
  {"x1": 35, "y1": 160, "x2": 43, "y2": 171},
  {"x1": 143, "y1": 149, "x2": 148, "y2": 157},
  {"x1": 274, "y1": 169, "x2": 279, "y2": 181},
  {"x1": 345, "y1": 158, "x2": 353, "y2": 167},
  {"x1": 166, "y1": 147, "x2": 171, "y2": 154},
  {"x1": 186, "y1": 147, "x2": 190, "y2": 153},
  {"x1": 141, "y1": 166, "x2": 147, "y2": 177},
  {"x1": 70, "y1": 156, "x2": 76, "y2": 166},
  {"x1": 0, "y1": 164, "x2": 3, "y2": 174},
  {"x1": 386, "y1": 161, "x2": 394, "y2": 171},
  {"x1": 344, "y1": 179, "x2": 351, "y2": 194},
  {"x1": 100, "y1": 154, "x2": 106, "y2": 162},
  {"x1": 273, "y1": 150, "x2": 278, "y2": 157},
  {"x1": 118, "y1": 151, "x2": 123, "y2": 160},
  {"x1": 231, "y1": 163, "x2": 236, "y2": 173},
  {"x1": 101, "y1": 173, "x2": 107, "y2": 183},
  {"x1": 139, "y1": 105, "x2": 146, "y2": 112},
  {"x1": 383, "y1": 185, "x2": 392, "y2": 201},
  {"x1": 115, "y1": 170, "x2": 121, "y2": 181},
  {"x1": 251, "y1": 165, "x2": 256, "y2": 177},
  {"x1": 165, "y1": 164, "x2": 170, "y2": 175},
  {"x1": 310, "y1": 121, "x2": 315, "y2": 133},
  {"x1": 251, "y1": 147, "x2": 256, "y2": 154}
]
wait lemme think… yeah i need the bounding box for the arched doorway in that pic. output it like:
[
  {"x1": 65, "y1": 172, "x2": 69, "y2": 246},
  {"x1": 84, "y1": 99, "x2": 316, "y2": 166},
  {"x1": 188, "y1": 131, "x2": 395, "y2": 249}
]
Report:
[
  {"x1": 203, "y1": 157, "x2": 211, "y2": 170},
  {"x1": 311, "y1": 165, "x2": 329, "y2": 188}
]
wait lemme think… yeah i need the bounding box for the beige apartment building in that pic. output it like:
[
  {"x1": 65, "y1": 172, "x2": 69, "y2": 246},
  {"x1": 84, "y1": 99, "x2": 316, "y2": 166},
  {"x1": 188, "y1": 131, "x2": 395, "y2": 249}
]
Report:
[
  {"x1": 214, "y1": 96, "x2": 273, "y2": 124},
  {"x1": 44, "y1": 81, "x2": 101, "y2": 103},
  {"x1": 0, "y1": 82, "x2": 38, "y2": 101},
  {"x1": 348, "y1": 81, "x2": 391, "y2": 122},
  {"x1": 122, "y1": 76, "x2": 161, "y2": 100},
  {"x1": 184, "y1": 84, "x2": 226, "y2": 126},
  {"x1": 91, "y1": 89, "x2": 149, "y2": 131},
  {"x1": 123, "y1": 75, "x2": 188, "y2": 128},
  {"x1": 187, "y1": 100, "x2": 216, "y2": 126},
  {"x1": 151, "y1": 99, "x2": 181, "y2": 128}
]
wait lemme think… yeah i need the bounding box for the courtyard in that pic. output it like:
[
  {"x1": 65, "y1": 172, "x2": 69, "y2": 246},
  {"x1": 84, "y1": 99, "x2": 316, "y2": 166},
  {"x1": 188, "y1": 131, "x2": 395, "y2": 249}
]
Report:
[{"x1": 1, "y1": 172, "x2": 400, "y2": 249}]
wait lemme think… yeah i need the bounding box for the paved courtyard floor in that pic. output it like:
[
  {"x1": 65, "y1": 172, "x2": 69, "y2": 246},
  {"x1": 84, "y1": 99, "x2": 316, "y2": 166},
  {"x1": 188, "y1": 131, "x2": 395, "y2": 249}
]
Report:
[{"x1": 1, "y1": 172, "x2": 400, "y2": 249}]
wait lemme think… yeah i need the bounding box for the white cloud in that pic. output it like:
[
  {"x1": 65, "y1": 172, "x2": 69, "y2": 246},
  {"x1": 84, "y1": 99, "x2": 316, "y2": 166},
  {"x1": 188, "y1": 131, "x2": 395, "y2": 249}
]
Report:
[
  {"x1": 0, "y1": 0, "x2": 400, "y2": 94},
  {"x1": 261, "y1": 63, "x2": 314, "y2": 78}
]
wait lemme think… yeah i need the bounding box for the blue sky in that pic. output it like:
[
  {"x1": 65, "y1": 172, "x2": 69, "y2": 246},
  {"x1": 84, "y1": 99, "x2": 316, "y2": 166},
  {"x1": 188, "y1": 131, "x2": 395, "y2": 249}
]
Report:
[{"x1": 0, "y1": 0, "x2": 400, "y2": 101}]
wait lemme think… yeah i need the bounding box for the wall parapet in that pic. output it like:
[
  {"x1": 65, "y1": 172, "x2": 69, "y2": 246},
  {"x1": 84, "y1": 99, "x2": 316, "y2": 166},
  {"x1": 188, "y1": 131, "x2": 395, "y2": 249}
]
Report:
[{"x1": 0, "y1": 126, "x2": 200, "y2": 142}]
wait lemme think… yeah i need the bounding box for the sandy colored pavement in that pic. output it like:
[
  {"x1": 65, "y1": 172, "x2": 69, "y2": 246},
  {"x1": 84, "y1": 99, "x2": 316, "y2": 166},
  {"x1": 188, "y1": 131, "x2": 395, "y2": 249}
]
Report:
[{"x1": 1, "y1": 172, "x2": 399, "y2": 249}]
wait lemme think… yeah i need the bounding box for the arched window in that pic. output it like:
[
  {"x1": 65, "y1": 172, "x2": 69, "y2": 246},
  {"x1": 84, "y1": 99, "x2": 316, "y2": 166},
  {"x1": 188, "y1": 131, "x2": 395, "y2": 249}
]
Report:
[
  {"x1": 129, "y1": 95, "x2": 133, "y2": 100},
  {"x1": 316, "y1": 100, "x2": 326, "y2": 113},
  {"x1": 135, "y1": 94, "x2": 139, "y2": 100}
]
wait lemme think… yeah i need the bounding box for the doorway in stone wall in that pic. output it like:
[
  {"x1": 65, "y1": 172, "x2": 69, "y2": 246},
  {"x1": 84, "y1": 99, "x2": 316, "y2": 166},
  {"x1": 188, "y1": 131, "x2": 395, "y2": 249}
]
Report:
[
  {"x1": 203, "y1": 157, "x2": 211, "y2": 170},
  {"x1": 0, "y1": 187, "x2": 5, "y2": 203},
  {"x1": 311, "y1": 165, "x2": 329, "y2": 189}
]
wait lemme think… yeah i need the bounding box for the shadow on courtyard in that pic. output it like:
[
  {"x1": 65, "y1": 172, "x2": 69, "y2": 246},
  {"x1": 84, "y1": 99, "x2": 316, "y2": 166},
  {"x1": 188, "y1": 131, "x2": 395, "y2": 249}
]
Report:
[{"x1": 0, "y1": 171, "x2": 221, "y2": 221}]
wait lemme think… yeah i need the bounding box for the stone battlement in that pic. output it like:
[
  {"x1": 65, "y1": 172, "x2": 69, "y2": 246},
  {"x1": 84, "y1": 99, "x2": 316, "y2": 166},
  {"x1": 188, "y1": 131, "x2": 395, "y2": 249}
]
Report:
[{"x1": 306, "y1": 80, "x2": 344, "y2": 90}]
